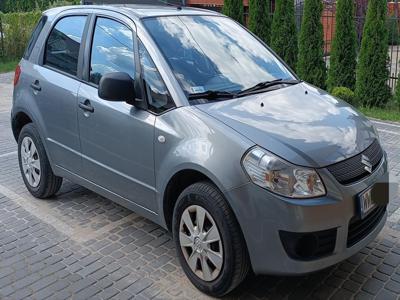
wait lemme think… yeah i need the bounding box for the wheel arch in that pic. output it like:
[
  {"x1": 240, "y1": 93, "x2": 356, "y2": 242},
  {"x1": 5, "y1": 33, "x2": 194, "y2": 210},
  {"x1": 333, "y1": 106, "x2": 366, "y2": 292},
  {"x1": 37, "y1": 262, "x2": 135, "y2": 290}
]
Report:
[
  {"x1": 11, "y1": 110, "x2": 33, "y2": 141},
  {"x1": 161, "y1": 166, "x2": 244, "y2": 236}
]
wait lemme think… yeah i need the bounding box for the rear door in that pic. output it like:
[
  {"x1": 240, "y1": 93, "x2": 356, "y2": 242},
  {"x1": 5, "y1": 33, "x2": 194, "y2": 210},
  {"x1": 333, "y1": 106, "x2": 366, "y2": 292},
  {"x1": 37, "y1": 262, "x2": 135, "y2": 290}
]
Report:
[{"x1": 27, "y1": 14, "x2": 89, "y2": 172}]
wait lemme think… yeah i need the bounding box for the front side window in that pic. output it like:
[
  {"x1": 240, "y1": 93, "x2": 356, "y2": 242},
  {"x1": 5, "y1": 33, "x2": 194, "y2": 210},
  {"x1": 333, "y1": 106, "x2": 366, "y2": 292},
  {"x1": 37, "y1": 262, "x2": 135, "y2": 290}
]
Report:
[
  {"x1": 44, "y1": 16, "x2": 87, "y2": 76},
  {"x1": 89, "y1": 17, "x2": 135, "y2": 85},
  {"x1": 138, "y1": 40, "x2": 174, "y2": 113},
  {"x1": 143, "y1": 16, "x2": 295, "y2": 99}
]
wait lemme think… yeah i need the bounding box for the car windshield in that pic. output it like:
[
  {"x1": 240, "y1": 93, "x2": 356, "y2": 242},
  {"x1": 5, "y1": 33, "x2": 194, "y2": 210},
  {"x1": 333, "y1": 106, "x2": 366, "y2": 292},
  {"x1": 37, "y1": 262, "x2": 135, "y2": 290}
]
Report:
[{"x1": 142, "y1": 15, "x2": 296, "y2": 100}]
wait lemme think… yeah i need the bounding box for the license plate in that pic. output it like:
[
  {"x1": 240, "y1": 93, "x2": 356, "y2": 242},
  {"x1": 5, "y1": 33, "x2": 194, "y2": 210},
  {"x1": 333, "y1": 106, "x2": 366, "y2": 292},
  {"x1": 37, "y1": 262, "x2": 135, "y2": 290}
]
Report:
[{"x1": 358, "y1": 187, "x2": 377, "y2": 219}]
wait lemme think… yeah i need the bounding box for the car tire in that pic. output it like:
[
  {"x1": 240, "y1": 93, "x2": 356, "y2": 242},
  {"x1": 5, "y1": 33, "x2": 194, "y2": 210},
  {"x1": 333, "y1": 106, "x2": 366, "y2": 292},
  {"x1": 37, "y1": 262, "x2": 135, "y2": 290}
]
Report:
[
  {"x1": 18, "y1": 123, "x2": 62, "y2": 198},
  {"x1": 173, "y1": 181, "x2": 250, "y2": 297}
]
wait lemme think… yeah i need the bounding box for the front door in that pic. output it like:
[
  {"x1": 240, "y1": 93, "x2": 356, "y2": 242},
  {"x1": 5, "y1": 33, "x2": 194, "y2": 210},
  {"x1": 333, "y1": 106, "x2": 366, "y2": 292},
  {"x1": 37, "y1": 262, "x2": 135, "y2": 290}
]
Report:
[{"x1": 77, "y1": 16, "x2": 157, "y2": 212}]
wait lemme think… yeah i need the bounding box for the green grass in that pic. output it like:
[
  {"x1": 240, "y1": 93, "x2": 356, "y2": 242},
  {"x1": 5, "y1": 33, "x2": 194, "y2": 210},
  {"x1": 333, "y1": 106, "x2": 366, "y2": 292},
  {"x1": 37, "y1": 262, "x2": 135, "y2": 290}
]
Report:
[
  {"x1": 0, "y1": 60, "x2": 19, "y2": 74},
  {"x1": 358, "y1": 105, "x2": 400, "y2": 122}
]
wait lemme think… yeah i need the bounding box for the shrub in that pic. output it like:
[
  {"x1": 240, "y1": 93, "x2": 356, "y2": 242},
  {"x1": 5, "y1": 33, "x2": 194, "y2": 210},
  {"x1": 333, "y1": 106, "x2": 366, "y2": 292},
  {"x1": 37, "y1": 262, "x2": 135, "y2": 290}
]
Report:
[
  {"x1": 355, "y1": 0, "x2": 390, "y2": 107},
  {"x1": 331, "y1": 87, "x2": 356, "y2": 104},
  {"x1": 387, "y1": 13, "x2": 399, "y2": 46},
  {"x1": 0, "y1": 1, "x2": 79, "y2": 12},
  {"x1": 297, "y1": 0, "x2": 326, "y2": 89},
  {"x1": 222, "y1": 0, "x2": 244, "y2": 24},
  {"x1": 327, "y1": 0, "x2": 357, "y2": 91},
  {"x1": 248, "y1": 0, "x2": 272, "y2": 43},
  {"x1": 270, "y1": 0, "x2": 297, "y2": 69},
  {"x1": 0, "y1": 12, "x2": 42, "y2": 61}
]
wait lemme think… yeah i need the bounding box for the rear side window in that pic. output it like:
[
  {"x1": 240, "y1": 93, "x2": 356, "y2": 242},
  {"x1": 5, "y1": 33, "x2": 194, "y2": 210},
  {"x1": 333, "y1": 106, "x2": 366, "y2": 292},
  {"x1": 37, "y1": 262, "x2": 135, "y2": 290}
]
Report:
[
  {"x1": 89, "y1": 17, "x2": 135, "y2": 85},
  {"x1": 24, "y1": 15, "x2": 47, "y2": 60},
  {"x1": 44, "y1": 16, "x2": 87, "y2": 76}
]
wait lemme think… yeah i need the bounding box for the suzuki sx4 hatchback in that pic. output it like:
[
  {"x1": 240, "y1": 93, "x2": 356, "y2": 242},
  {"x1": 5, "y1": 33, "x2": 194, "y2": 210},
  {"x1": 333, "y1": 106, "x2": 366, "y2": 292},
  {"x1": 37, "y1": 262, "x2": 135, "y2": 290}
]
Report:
[{"x1": 11, "y1": 5, "x2": 389, "y2": 296}]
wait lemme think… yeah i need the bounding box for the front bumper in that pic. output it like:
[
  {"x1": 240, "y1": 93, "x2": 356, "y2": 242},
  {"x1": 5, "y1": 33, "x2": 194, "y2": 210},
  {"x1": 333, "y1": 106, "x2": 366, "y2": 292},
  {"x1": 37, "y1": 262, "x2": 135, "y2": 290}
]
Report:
[{"x1": 225, "y1": 153, "x2": 389, "y2": 275}]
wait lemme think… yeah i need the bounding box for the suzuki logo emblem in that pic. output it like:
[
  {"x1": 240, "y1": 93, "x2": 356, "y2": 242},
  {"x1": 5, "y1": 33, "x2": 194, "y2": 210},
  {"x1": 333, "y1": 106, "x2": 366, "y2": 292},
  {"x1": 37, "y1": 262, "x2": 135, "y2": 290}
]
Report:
[{"x1": 361, "y1": 154, "x2": 373, "y2": 173}]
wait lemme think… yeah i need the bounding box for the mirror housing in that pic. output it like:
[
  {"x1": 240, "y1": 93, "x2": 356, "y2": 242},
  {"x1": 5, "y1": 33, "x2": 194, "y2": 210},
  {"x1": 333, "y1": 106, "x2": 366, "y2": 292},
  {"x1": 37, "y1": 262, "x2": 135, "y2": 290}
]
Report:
[{"x1": 98, "y1": 72, "x2": 142, "y2": 107}]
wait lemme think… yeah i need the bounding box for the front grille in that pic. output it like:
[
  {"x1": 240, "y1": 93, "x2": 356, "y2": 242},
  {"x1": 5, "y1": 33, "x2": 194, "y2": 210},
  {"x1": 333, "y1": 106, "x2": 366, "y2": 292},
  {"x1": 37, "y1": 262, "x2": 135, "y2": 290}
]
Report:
[
  {"x1": 347, "y1": 206, "x2": 386, "y2": 248},
  {"x1": 327, "y1": 140, "x2": 383, "y2": 185},
  {"x1": 280, "y1": 228, "x2": 337, "y2": 261}
]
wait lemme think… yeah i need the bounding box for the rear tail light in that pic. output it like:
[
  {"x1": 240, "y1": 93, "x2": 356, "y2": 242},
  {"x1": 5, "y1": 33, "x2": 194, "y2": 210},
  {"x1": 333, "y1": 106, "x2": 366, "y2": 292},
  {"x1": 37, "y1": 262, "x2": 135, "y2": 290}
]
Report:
[{"x1": 14, "y1": 65, "x2": 21, "y2": 86}]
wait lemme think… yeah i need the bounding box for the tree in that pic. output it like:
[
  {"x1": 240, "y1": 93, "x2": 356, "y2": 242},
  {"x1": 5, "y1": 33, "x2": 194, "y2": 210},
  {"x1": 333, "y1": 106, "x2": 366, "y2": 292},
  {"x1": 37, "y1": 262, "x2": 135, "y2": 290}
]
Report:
[
  {"x1": 355, "y1": 0, "x2": 390, "y2": 107},
  {"x1": 326, "y1": 0, "x2": 357, "y2": 91},
  {"x1": 297, "y1": 0, "x2": 326, "y2": 89},
  {"x1": 387, "y1": 13, "x2": 399, "y2": 46},
  {"x1": 222, "y1": 0, "x2": 243, "y2": 24},
  {"x1": 395, "y1": 77, "x2": 400, "y2": 107},
  {"x1": 270, "y1": 0, "x2": 297, "y2": 69},
  {"x1": 248, "y1": 0, "x2": 272, "y2": 43},
  {"x1": 222, "y1": 0, "x2": 244, "y2": 24}
]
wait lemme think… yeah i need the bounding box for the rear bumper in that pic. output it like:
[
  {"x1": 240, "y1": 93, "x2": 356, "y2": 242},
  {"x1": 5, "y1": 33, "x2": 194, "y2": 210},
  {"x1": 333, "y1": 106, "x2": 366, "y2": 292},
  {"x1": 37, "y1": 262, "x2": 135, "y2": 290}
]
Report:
[{"x1": 225, "y1": 153, "x2": 389, "y2": 275}]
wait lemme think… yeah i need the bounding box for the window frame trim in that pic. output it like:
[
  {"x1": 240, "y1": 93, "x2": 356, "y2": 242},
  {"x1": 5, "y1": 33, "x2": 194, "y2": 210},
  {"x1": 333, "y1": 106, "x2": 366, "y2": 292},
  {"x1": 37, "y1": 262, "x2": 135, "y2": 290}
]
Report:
[
  {"x1": 82, "y1": 13, "x2": 145, "y2": 106},
  {"x1": 24, "y1": 15, "x2": 48, "y2": 61},
  {"x1": 137, "y1": 38, "x2": 176, "y2": 115},
  {"x1": 39, "y1": 13, "x2": 91, "y2": 80},
  {"x1": 84, "y1": 15, "x2": 136, "y2": 87},
  {"x1": 82, "y1": 12, "x2": 176, "y2": 116}
]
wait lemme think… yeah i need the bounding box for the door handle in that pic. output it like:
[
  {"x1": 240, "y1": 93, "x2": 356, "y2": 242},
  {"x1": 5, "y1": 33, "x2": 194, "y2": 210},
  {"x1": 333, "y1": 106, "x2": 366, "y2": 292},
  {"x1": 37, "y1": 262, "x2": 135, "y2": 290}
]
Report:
[
  {"x1": 79, "y1": 100, "x2": 94, "y2": 113},
  {"x1": 30, "y1": 81, "x2": 41, "y2": 91}
]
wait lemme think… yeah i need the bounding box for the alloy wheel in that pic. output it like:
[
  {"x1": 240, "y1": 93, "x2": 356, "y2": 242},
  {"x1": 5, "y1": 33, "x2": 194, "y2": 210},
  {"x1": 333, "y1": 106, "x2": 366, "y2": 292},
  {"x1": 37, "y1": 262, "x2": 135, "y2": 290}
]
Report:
[
  {"x1": 179, "y1": 204, "x2": 223, "y2": 281},
  {"x1": 20, "y1": 136, "x2": 41, "y2": 187}
]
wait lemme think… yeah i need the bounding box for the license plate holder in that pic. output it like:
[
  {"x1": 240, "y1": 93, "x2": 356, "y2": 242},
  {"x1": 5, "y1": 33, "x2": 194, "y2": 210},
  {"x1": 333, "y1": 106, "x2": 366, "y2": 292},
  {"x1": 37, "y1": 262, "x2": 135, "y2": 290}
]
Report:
[{"x1": 357, "y1": 186, "x2": 377, "y2": 219}]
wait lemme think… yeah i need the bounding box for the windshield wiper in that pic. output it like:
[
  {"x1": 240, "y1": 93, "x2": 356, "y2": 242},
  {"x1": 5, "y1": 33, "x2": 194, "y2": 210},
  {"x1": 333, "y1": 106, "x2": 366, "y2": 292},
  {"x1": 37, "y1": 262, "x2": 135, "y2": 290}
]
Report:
[
  {"x1": 235, "y1": 78, "x2": 300, "y2": 97},
  {"x1": 188, "y1": 90, "x2": 235, "y2": 100}
]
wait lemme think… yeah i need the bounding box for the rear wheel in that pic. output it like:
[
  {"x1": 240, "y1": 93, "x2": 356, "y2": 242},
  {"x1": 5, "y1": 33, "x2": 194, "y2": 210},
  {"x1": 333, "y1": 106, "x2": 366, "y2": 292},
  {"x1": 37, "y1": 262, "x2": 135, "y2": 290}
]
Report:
[
  {"x1": 18, "y1": 124, "x2": 62, "y2": 198},
  {"x1": 173, "y1": 181, "x2": 249, "y2": 297}
]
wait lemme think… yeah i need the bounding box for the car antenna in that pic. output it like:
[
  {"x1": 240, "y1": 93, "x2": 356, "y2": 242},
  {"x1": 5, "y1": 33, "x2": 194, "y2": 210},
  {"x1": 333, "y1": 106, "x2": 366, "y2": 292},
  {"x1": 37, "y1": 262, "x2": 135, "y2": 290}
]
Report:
[{"x1": 158, "y1": 0, "x2": 183, "y2": 10}]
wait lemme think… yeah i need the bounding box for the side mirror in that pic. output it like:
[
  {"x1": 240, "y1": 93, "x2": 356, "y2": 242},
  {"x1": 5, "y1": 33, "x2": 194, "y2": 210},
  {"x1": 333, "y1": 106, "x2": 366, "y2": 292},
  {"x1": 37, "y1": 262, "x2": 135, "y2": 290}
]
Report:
[{"x1": 98, "y1": 72, "x2": 136, "y2": 103}]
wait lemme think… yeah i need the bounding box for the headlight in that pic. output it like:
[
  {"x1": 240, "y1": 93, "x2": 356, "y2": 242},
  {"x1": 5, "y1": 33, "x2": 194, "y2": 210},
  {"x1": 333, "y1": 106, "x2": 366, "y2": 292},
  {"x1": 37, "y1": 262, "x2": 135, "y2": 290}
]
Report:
[{"x1": 242, "y1": 147, "x2": 326, "y2": 198}]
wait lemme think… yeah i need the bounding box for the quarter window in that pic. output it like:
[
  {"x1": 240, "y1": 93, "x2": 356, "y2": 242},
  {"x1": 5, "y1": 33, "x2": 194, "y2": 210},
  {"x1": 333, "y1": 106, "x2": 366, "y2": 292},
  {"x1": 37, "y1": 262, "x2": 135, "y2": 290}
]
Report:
[
  {"x1": 139, "y1": 40, "x2": 174, "y2": 113},
  {"x1": 89, "y1": 17, "x2": 135, "y2": 85},
  {"x1": 44, "y1": 16, "x2": 87, "y2": 76},
  {"x1": 24, "y1": 16, "x2": 47, "y2": 60}
]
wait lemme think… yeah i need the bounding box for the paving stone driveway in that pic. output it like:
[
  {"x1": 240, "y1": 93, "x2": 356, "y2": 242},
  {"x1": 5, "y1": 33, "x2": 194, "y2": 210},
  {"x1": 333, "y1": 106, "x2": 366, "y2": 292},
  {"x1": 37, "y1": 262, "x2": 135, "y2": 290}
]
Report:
[{"x1": 0, "y1": 72, "x2": 400, "y2": 300}]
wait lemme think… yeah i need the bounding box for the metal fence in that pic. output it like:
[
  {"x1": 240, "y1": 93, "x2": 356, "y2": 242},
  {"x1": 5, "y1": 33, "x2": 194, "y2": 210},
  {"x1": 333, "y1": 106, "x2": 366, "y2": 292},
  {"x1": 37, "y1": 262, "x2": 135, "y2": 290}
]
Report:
[
  {"x1": 308, "y1": 0, "x2": 400, "y2": 90},
  {"x1": 197, "y1": 0, "x2": 400, "y2": 90}
]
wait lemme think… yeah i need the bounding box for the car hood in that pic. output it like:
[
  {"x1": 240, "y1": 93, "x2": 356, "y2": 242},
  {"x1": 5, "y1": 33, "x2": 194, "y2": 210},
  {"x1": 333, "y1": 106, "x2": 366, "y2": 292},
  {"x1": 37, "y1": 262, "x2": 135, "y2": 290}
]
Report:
[{"x1": 194, "y1": 82, "x2": 378, "y2": 168}]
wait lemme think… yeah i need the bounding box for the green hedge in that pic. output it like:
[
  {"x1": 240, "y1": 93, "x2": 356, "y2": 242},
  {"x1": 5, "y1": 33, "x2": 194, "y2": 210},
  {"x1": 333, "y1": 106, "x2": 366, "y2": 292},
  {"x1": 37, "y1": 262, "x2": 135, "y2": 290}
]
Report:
[
  {"x1": 331, "y1": 86, "x2": 356, "y2": 105},
  {"x1": 0, "y1": 11, "x2": 42, "y2": 61}
]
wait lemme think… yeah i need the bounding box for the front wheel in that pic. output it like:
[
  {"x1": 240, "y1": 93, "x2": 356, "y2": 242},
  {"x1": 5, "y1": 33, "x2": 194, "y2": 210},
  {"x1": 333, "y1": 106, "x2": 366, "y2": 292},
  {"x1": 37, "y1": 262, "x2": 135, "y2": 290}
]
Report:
[{"x1": 173, "y1": 181, "x2": 250, "y2": 297}]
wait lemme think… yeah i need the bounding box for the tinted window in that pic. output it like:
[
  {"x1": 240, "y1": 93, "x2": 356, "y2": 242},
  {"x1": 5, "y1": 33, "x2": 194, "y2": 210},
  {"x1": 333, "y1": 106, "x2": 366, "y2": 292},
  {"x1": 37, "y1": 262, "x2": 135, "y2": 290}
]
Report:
[
  {"x1": 89, "y1": 18, "x2": 135, "y2": 85},
  {"x1": 24, "y1": 15, "x2": 47, "y2": 60},
  {"x1": 139, "y1": 40, "x2": 174, "y2": 113},
  {"x1": 143, "y1": 16, "x2": 295, "y2": 98},
  {"x1": 44, "y1": 16, "x2": 87, "y2": 76}
]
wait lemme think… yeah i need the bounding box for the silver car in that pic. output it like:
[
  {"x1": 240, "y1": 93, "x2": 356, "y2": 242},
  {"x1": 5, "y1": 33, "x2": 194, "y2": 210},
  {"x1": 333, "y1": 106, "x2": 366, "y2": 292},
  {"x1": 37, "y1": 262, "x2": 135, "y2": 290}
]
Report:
[{"x1": 11, "y1": 4, "x2": 389, "y2": 296}]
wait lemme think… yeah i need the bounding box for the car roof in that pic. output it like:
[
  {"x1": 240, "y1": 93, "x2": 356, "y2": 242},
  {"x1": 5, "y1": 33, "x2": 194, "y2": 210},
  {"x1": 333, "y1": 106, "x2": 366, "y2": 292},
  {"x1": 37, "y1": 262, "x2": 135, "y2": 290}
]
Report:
[{"x1": 44, "y1": 4, "x2": 221, "y2": 19}]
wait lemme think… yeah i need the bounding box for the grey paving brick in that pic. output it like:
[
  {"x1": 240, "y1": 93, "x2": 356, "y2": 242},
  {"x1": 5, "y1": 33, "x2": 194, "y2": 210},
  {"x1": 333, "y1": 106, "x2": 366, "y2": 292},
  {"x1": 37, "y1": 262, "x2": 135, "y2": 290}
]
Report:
[
  {"x1": 126, "y1": 278, "x2": 153, "y2": 294},
  {"x1": 362, "y1": 278, "x2": 384, "y2": 295},
  {"x1": 77, "y1": 261, "x2": 104, "y2": 277},
  {"x1": 354, "y1": 291, "x2": 374, "y2": 300},
  {"x1": 30, "y1": 275, "x2": 58, "y2": 292},
  {"x1": 384, "y1": 280, "x2": 400, "y2": 294},
  {"x1": 100, "y1": 287, "x2": 119, "y2": 299},
  {"x1": 14, "y1": 273, "x2": 41, "y2": 289},
  {"x1": 73, "y1": 285, "x2": 102, "y2": 300},
  {"x1": 375, "y1": 288, "x2": 397, "y2": 300},
  {"x1": 69, "y1": 277, "x2": 96, "y2": 293}
]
